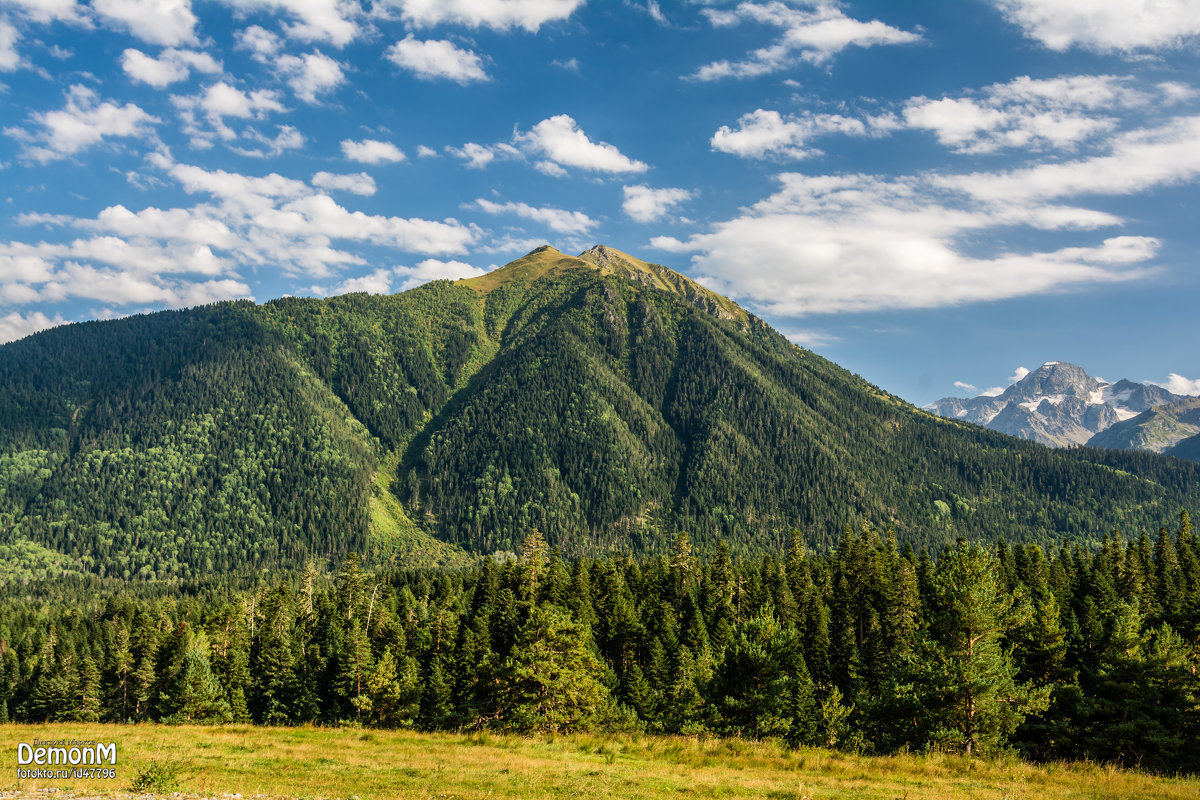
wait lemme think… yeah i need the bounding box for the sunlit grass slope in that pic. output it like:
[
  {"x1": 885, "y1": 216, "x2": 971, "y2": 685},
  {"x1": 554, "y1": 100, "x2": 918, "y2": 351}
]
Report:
[{"x1": 3, "y1": 723, "x2": 1198, "y2": 800}]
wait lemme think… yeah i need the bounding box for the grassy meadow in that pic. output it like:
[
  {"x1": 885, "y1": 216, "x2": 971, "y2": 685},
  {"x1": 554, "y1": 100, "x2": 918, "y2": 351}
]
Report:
[{"x1": 2, "y1": 723, "x2": 1198, "y2": 800}]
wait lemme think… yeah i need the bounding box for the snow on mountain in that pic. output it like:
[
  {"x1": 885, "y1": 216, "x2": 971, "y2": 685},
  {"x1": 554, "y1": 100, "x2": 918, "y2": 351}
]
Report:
[{"x1": 923, "y1": 362, "x2": 1190, "y2": 449}]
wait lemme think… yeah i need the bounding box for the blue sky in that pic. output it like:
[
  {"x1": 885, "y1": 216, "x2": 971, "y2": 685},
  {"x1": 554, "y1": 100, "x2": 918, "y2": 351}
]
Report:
[{"x1": 2, "y1": 0, "x2": 1199, "y2": 405}]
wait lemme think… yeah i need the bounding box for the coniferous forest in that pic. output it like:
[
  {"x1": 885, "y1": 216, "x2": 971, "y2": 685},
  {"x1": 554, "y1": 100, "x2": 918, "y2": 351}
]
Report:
[{"x1": 3, "y1": 517, "x2": 1198, "y2": 773}]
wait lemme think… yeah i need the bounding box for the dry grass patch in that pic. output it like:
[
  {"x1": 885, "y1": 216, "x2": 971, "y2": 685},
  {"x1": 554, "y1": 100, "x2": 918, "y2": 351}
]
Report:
[{"x1": 1, "y1": 723, "x2": 1197, "y2": 800}]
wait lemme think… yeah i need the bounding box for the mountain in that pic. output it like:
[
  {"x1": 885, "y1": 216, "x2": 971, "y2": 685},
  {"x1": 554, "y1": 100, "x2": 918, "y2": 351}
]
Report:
[
  {"x1": 924, "y1": 362, "x2": 1187, "y2": 447},
  {"x1": 2, "y1": 245, "x2": 1199, "y2": 581},
  {"x1": 1087, "y1": 396, "x2": 1200, "y2": 456}
]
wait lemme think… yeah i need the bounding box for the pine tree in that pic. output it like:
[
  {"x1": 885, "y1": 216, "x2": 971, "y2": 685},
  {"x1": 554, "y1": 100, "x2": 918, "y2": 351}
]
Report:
[{"x1": 915, "y1": 540, "x2": 1049, "y2": 757}]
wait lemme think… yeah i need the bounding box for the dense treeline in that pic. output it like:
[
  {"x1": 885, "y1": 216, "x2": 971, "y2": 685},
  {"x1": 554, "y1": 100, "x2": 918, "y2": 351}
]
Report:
[
  {"x1": 4, "y1": 248, "x2": 1200, "y2": 579},
  {"x1": 3, "y1": 514, "x2": 1198, "y2": 772}
]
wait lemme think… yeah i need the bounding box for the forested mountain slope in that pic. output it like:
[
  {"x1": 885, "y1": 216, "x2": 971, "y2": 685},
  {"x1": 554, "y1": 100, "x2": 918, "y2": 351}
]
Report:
[{"x1": 1, "y1": 245, "x2": 1198, "y2": 579}]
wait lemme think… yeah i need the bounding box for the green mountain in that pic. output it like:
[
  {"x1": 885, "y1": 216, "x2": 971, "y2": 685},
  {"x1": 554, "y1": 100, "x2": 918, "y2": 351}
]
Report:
[{"x1": 1, "y1": 245, "x2": 1198, "y2": 580}]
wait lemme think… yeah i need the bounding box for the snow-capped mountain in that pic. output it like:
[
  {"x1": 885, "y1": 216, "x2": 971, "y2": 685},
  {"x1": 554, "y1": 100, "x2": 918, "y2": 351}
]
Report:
[{"x1": 924, "y1": 362, "x2": 1187, "y2": 448}]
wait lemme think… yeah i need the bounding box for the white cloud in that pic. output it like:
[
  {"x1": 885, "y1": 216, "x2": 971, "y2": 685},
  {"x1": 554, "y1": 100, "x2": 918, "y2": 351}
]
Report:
[
  {"x1": 393, "y1": 258, "x2": 488, "y2": 290},
  {"x1": 471, "y1": 197, "x2": 595, "y2": 234},
  {"x1": 5, "y1": 0, "x2": 87, "y2": 25},
  {"x1": 711, "y1": 107, "x2": 896, "y2": 159},
  {"x1": 692, "y1": 0, "x2": 920, "y2": 80},
  {"x1": 904, "y1": 74, "x2": 1156, "y2": 154},
  {"x1": 656, "y1": 165, "x2": 1162, "y2": 316},
  {"x1": 120, "y1": 47, "x2": 221, "y2": 88},
  {"x1": 1009, "y1": 366, "x2": 1031, "y2": 383},
  {"x1": 0, "y1": 310, "x2": 67, "y2": 343},
  {"x1": 7, "y1": 84, "x2": 159, "y2": 162},
  {"x1": 980, "y1": 387, "x2": 1004, "y2": 397},
  {"x1": 954, "y1": 381, "x2": 977, "y2": 392},
  {"x1": 516, "y1": 114, "x2": 648, "y2": 174},
  {"x1": 1148, "y1": 374, "x2": 1200, "y2": 396},
  {"x1": 341, "y1": 138, "x2": 405, "y2": 164},
  {"x1": 235, "y1": 24, "x2": 281, "y2": 60},
  {"x1": 335, "y1": 268, "x2": 392, "y2": 295},
  {"x1": 220, "y1": 0, "x2": 360, "y2": 47},
  {"x1": 93, "y1": 0, "x2": 198, "y2": 47},
  {"x1": 277, "y1": 51, "x2": 345, "y2": 102},
  {"x1": 387, "y1": 35, "x2": 489, "y2": 83},
  {"x1": 992, "y1": 0, "x2": 1200, "y2": 52},
  {"x1": 0, "y1": 18, "x2": 21, "y2": 72},
  {"x1": 622, "y1": 184, "x2": 694, "y2": 223},
  {"x1": 173, "y1": 82, "x2": 284, "y2": 146},
  {"x1": 311, "y1": 171, "x2": 376, "y2": 196},
  {"x1": 446, "y1": 141, "x2": 520, "y2": 168},
  {"x1": 232, "y1": 124, "x2": 305, "y2": 158},
  {"x1": 390, "y1": 0, "x2": 585, "y2": 32},
  {"x1": 416, "y1": 145, "x2": 438, "y2": 157}
]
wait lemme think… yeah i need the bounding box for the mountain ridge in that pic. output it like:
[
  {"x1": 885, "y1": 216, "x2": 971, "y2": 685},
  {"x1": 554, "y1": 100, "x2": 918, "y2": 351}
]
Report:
[
  {"x1": 924, "y1": 361, "x2": 1193, "y2": 452},
  {"x1": 2, "y1": 245, "x2": 1198, "y2": 580}
]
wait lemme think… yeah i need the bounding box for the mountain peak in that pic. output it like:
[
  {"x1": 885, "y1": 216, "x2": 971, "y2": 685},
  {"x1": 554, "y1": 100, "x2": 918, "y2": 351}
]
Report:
[{"x1": 462, "y1": 244, "x2": 749, "y2": 325}]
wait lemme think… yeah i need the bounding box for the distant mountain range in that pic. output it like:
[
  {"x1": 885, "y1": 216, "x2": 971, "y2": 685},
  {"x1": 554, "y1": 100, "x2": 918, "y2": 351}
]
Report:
[{"x1": 925, "y1": 362, "x2": 1200, "y2": 459}]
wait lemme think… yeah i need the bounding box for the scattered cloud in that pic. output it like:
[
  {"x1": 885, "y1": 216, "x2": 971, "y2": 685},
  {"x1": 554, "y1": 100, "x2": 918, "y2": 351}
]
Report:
[
  {"x1": 386, "y1": 35, "x2": 489, "y2": 84},
  {"x1": 4, "y1": 0, "x2": 89, "y2": 26},
  {"x1": 550, "y1": 57, "x2": 579, "y2": 71},
  {"x1": 341, "y1": 138, "x2": 405, "y2": 164},
  {"x1": 954, "y1": 380, "x2": 977, "y2": 391},
  {"x1": 0, "y1": 310, "x2": 67, "y2": 344},
  {"x1": 393, "y1": 258, "x2": 488, "y2": 290},
  {"x1": 516, "y1": 114, "x2": 648, "y2": 174},
  {"x1": 692, "y1": 0, "x2": 920, "y2": 80},
  {"x1": 172, "y1": 81, "x2": 285, "y2": 146},
  {"x1": 992, "y1": 0, "x2": 1200, "y2": 53},
  {"x1": 471, "y1": 197, "x2": 596, "y2": 234},
  {"x1": 220, "y1": 0, "x2": 360, "y2": 47},
  {"x1": 311, "y1": 171, "x2": 376, "y2": 196},
  {"x1": 711, "y1": 107, "x2": 897, "y2": 159},
  {"x1": 390, "y1": 0, "x2": 585, "y2": 33},
  {"x1": 120, "y1": 47, "x2": 221, "y2": 88},
  {"x1": 416, "y1": 145, "x2": 438, "y2": 158},
  {"x1": 621, "y1": 184, "x2": 693, "y2": 223},
  {"x1": 1009, "y1": 366, "x2": 1031, "y2": 383},
  {"x1": 234, "y1": 24, "x2": 281, "y2": 60},
  {"x1": 6, "y1": 84, "x2": 160, "y2": 162},
  {"x1": 277, "y1": 51, "x2": 345, "y2": 103},
  {"x1": 904, "y1": 74, "x2": 1162, "y2": 154},
  {"x1": 93, "y1": 0, "x2": 198, "y2": 46}
]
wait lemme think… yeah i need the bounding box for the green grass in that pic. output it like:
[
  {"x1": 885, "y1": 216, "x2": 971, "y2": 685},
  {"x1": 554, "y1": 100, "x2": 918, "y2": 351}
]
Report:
[{"x1": 3, "y1": 723, "x2": 1198, "y2": 800}]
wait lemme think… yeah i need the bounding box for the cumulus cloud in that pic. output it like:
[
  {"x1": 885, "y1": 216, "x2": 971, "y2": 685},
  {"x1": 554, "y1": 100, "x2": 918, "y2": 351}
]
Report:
[
  {"x1": 93, "y1": 0, "x2": 198, "y2": 47},
  {"x1": 0, "y1": 310, "x2": 67, "y2": 344},
  {"x1": 6, "y1": 84, "x2": 159, "y2": 162},
  {"x1": 0, "y1": 154, "x2": 480, "y2": 322},
  {"x1": 390, "y1": 0, "x2": 585, "y2": 32},
  {"x1": 5, "y1": 0, "x2": 88, "y2": 25},
  {"x1": 516, "y1": 114, "x2": 648, "y2": 174},
  {"x1": 393, "y1": 258, "x2": 488, "y2": 290},
  {"x1": 992, "y1": 0, "x2": 1200, "y2": 53},
  {"x1": 904, "y1": 74, "x2": 1163, "y2": 154},
  {"x1": 621, "y1": 185, "x2": 694, "y2": 223},
  {"x1": 221, "y1": 0, "x2": 360, "y2": 47},
  {"x1": 1009, "y1": 366, "x2": 1031, "y2": 383},
  {"x1": 120, "y1": 47, "x2": 221, "y2": 87},
  {"x1": 711, "y1": 107, "x2": 897, "y2": 159},
  {"x1": 311, "y1": 171, "x2": 376, "y2": 196},
  {"x1": 692, "y1": 0, "x2": 920, "y2": 80},
  {"x1": 652, "y1": 159, "x2": 1165, "y2": 316},
  {"x1": 954, "y1": 381, "x2": 977, "y2": 392},
  {"x1": 341, "y1": 138, "x2": 405, "y2": 164},
  {"x1": 235, "y1": 24, "x2": 281, "y2": 60},
  {"x1": 387, "y1": 35, "x2": 489, "y2": 83},
  {"x1": 172, "y1": 82, "x2": 285, "y2": 146},
  {"x1": 277, "y1": 51, "x2": 345, "y2": 102},
  {"x1": 471, "y1": 197, "x2": 596, "y2": 234}
]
